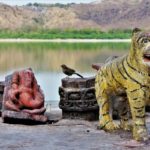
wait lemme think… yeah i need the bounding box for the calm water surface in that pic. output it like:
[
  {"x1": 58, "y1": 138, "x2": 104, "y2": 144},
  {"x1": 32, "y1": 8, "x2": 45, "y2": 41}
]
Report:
[{"x1": 0, "y1": 42, "x2": 130, "y2": 106}]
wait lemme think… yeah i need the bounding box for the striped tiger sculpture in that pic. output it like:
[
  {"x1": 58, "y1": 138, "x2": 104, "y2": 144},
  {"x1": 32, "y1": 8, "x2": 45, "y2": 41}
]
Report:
[{"x1": 95, "y1": 28, "x2": 150, "y2": 141}]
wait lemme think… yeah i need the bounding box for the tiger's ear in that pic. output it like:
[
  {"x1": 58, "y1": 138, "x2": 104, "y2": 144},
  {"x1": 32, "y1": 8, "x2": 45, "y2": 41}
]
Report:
[{"x1": 132, "y1": 28, "x2": 141, "y2": 35}]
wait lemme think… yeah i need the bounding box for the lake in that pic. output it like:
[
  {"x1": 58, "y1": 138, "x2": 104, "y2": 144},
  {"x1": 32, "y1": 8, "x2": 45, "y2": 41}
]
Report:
[{"x1": 0, "y1": 42, "x2": 130, "y2": 107}]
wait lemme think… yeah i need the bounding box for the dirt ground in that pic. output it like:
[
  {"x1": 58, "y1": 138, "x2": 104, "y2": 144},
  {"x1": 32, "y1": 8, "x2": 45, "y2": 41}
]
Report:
[{"x1": 0, "y1": 110, "x2": 150, "y2": 150}]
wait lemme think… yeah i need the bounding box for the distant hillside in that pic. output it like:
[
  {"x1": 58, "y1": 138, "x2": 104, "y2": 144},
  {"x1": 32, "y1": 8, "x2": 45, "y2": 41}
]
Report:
[{"x1": 0, "y1": 0, "x2": 150, "y2": 31}]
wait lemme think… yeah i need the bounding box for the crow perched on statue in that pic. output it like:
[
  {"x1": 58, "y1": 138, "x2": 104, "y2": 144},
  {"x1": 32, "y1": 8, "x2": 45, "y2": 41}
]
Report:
[{"x1": 61, "y1": 64, "x2": 84, "y2": 78}]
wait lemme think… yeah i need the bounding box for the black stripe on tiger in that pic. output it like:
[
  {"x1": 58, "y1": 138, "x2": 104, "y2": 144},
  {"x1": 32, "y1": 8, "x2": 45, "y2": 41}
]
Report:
[
  {"x1": 99, "y1": 120, "x2": 112, "y2": 129},
  {"x1": 132, "y1": 97, "x2": 143, "y2": 101},
  {"x1": 129, "y1": 89, "x2": 140, "y2": 93},
  {"x1": 136, "y1": 35, "x2": 146, "y2": 43},
  {"x1": 116, "y1": 62, "x2": 127, "y2": 80},
  {"x1": 135, "y1": 114, "x2": 145, "y2": 118},
  {"x1": 110, "y1": 63, "x2": 122, "y2": 86},
  {"x1": 101, "y1": 100, "x2": 109, "y2": 108},
  {"x1": 137, "y1": 109, "x2": 143, "y2": 113},
  {"x1": 129, "y1": 46, "x2": 139, "y2": 65},
  {"x1": 127, "y1": 56, "x2": 150, "y2": 77},
  {"x1": 107, "y1": 82, "x2": 114, "y2": 88},
  {"x1": 126, "y1": 57, "x2": 146, "y2": 76},
  {"x1": 143, "y1": 89, "x2": 147, "y2": 98},
  {"x1": 136, "y1": 36, "x2": 143, "y2": 43},
  {"x1": 105, "y1": 66, "x2": 114, "y2": 82},
  {"x1": 120, "y1": 106, "x2": 128, "y2": 116},
  {"x1": 105, "y1": 66, "x2": 109, "y2": 77},
  {"x1": 133, "y1": 106, "x2": 145, "y2": 109},
  {"x1": 122, "y1": 58, "x2": 149, "y2": 88},
  {"x1": 100, "y1": 70, "x2": 105, "y2": 77},
  {"x1": 106, "y1": 66, "x2": 116, "y2": 88},
  {"x1": 102, "y1": 112, "x2": 109, "y2": 116}
]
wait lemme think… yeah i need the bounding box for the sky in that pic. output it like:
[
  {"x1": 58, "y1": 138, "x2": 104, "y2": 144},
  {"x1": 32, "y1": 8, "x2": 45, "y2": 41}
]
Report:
[{"x1": 0, "y1": 0, "x2": 96, "y2": 5}]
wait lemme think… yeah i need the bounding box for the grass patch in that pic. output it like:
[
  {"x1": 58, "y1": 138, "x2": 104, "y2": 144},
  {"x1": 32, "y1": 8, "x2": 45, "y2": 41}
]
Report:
[{"x1": 0, "y1": 29, "x2": 132, "y2": 39}]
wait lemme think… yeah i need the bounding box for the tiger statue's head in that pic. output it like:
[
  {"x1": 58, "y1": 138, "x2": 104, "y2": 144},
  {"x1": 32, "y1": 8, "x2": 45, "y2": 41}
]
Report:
[{"x1": 131, "y1": 28, "x2": 150, "y2": 67}]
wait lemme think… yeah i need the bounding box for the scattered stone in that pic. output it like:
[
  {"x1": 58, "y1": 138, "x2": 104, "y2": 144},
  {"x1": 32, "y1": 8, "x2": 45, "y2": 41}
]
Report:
[{"x1": 45, "y1": 108, "x2": 62, "y2": 123}]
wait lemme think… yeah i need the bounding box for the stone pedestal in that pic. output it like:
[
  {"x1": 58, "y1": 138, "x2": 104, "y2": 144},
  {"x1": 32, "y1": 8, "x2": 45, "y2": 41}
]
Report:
[
  {"x1": 0, "y1": 82, "x2": 4, "y2": 115},
  {"x1": 59, "y1": 77, "x2": 99, "y2": 121}
]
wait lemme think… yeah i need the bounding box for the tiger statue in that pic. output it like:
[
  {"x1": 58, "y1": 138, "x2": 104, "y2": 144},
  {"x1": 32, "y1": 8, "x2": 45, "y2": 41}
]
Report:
[{"x1": 95, "y1": 28, "x2": 150, "y2": 141}]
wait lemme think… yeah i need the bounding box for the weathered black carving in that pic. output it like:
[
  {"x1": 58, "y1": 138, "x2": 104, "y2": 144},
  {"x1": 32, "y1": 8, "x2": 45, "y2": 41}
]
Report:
[{"x1": 59, "y1": 77, "x2": 99, "y2": 120}]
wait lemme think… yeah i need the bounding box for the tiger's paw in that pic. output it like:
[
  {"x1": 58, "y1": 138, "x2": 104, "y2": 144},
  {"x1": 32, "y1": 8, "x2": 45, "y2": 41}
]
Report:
[
  {"x1": 120, "y1": 122, "x2": 132, "y2": 131},
  {"x1": 123, "y1": 124, "x2": 132, "y2": 131},
  {"x1": 98, "y1": 120, "x2": 120, "y2": 131},
  {"x1": 133, "y1": 127, "x2": 149, "y2": 141}
]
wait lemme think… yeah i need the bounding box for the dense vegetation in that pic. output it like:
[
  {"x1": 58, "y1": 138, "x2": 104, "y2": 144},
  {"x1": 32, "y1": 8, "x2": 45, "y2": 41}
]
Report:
[{"x1": 0, "y1": 29, "x2": 132, "y2": 39}]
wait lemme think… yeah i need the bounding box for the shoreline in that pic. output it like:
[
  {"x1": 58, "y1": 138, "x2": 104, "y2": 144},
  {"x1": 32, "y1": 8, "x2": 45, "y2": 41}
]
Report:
[{"x1": 0, "y1": 39, "x2": 131, "y2": 43}]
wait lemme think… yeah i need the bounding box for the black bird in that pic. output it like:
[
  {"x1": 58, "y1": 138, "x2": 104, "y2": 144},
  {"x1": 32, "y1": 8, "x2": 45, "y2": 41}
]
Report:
[{"x1": 61, "y1": 64, "x2": 84, "y2": 78}]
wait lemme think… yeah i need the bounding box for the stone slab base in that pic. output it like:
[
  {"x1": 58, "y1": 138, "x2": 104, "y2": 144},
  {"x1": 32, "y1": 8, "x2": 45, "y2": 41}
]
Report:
[
  {"x1": 2, "y1": 110, "x2": 48, "y2": 124},
  {"x1": 62, "y1": 110, "x2": 99, "y2": 121}
]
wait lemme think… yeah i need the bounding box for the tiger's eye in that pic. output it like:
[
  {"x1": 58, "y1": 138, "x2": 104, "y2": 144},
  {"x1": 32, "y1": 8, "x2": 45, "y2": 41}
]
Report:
[{"x1": 143, "y1": 39, "x2": 149, "y2": 43}]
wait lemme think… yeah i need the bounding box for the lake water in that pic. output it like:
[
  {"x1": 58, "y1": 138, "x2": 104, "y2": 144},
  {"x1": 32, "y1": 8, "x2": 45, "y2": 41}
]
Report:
[{"x1": 0, "y1": 42, "x2": 130, "y2": 107}]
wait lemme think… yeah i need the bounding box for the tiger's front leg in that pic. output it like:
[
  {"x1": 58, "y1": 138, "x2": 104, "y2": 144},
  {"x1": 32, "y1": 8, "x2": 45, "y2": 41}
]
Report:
[
  {"x1": 127, "y1": 89, "x2": 149, "y2": 141},
  {"x1": 95, "y1": 76, "x2": 119, "y2": 131},
  {"x1": 97, "y1": 94, "x2": 120, "y2": 131}
]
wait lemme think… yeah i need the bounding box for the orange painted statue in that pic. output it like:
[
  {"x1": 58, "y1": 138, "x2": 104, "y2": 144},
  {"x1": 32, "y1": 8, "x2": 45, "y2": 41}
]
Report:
[{"x1": 3, "y1": 68, "x2": 47, "y2": 121}]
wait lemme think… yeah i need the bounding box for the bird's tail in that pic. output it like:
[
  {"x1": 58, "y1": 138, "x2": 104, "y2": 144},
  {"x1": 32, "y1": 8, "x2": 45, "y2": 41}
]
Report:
[{"x1": 74, "y1": 72, "x2": 84, "y2": 78}]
